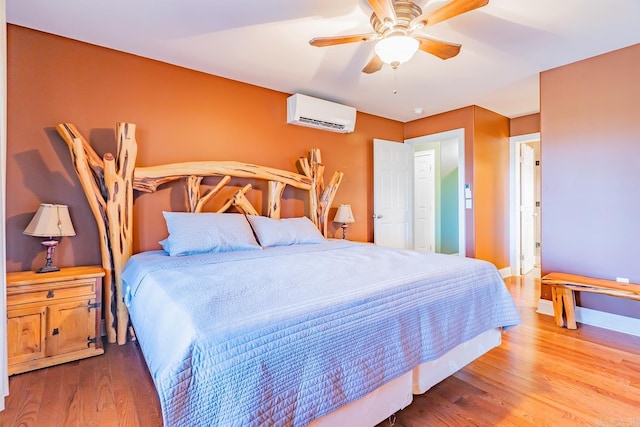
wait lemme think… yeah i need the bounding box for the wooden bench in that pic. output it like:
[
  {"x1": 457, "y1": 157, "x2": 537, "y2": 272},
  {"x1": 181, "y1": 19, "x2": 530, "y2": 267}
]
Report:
[{"x1": 541, "y1": 272, "x2": 640, "y2": 329}]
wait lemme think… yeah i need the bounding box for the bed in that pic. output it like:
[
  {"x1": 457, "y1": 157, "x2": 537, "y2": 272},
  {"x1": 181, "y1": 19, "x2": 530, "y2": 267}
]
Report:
[{"x1": 55, "y1": 122, "x2": 520, "y2": 426}]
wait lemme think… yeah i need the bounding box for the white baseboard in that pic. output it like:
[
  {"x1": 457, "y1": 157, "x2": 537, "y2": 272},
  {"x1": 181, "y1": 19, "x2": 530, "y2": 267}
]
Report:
[
  {"x1": 498, "y1": 267, "x2": 511, "y2": 278},
  {"x1": 537, "y1": 299, "x2": 640, "y2": 338}
]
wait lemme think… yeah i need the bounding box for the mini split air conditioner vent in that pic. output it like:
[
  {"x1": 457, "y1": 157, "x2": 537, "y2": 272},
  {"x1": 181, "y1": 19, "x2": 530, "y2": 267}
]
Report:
[
  {"x1": 287, "y1": 93, "x2": 356, "y2": 133},
  {"x1": 297, "y1": 116, "x2": 348, "y2": 132}
]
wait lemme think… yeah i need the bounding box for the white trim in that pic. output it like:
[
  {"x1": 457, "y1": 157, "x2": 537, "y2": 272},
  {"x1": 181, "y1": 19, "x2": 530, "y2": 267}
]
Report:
[
  {"x1": 406, "y1": 128, "x2": 465, "y2": 257},
  {"x1": 537, "y1": 300, "x2": 640, "y2": 338},
  {"x1": 509, "y1": 132, "x2": 540, "y2": 276},
  {"x1": 498, "y1": 267, "x2": 511, "y2": 278},
  {"x1": 0, "y1": 0, "x2": 9, "y2": 410}
]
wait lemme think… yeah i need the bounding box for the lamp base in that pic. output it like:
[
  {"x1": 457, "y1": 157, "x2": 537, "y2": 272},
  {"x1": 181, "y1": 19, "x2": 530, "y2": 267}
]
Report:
[
  {"x1": 341, "y1": 223, "x2": 348, "y2": 240},
  {"x1": 36, "y1": 239, "x2": 60, "y2": 274},
  {"x1": 37, "y1": 265, "x2": 60, "y2": 274}
]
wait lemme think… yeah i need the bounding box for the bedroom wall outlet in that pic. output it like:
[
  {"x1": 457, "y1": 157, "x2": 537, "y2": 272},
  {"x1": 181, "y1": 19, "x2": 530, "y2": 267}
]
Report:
[{"x1": 616, "y1": 277, "x2": 630, "y2": 283}]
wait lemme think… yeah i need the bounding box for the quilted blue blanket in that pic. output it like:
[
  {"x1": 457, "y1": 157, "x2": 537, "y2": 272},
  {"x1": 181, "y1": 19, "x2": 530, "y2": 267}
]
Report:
[{"x1": 123, "y1": 240, "x2": 520, "y2": 426}]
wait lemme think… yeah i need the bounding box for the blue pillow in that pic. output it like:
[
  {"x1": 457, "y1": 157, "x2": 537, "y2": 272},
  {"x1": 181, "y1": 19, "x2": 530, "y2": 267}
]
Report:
[
  {"x1": 247, "y1": 215, "x2": 325, "y2": 247},
  {"x1": 162, "y1": 212, "x2": 261, "y2": 256}
]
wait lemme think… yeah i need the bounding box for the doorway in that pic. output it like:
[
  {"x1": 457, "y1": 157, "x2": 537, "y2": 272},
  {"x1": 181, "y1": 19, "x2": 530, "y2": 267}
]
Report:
[
  {"x1": 405, "y1": 129, "x2": 465, "y2": 256},
  {"x1": 510, "y1": 133, "x2": 541, "y2": 277},
  {"x1": 373, "y1": 130, "x2": 465, "y2": 255}
]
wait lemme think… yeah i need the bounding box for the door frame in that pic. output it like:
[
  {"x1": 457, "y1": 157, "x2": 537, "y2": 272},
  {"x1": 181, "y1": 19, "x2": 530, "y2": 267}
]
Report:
[
  {"x1": 1, "y1": 0, "x2": 9, "y2": 409},
  {"x1": 509, "y1": 132, "x2": 541, "y2": 275},
  {"x1": 519, "y1": 143, "x2": 535, "y2": 274},
  {"x1": 405, "y1": 128, "x2": 465, "y2": 257}
]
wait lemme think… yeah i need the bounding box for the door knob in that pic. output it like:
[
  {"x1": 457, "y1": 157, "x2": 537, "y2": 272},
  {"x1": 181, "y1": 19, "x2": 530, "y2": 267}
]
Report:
[{"x1": 372, "y1": 214, "x2": 383, "y2": 219}]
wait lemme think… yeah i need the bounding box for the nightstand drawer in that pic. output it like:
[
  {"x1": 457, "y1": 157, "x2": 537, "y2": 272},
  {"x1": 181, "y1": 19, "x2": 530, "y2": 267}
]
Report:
[{"x1": 7, "y1": 281, "x2": 96, "y2": 306}]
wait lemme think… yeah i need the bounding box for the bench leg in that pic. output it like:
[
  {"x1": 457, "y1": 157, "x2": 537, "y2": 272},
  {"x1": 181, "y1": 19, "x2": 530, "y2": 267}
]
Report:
[
  {"x1": 562, "y1": 289, "x2": 577, "y2": 329},
  {"x1": 551, "y1": 287, "x2": 578, "y2": 329},
  {"x1": 551, "y1": 287, "x2": 566, "y2": 327}
]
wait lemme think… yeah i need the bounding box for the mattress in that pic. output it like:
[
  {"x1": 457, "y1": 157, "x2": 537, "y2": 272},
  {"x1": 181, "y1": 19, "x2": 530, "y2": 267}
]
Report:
[{"x1": 123, "y1": 240, "x2": 520, "y2": 426}]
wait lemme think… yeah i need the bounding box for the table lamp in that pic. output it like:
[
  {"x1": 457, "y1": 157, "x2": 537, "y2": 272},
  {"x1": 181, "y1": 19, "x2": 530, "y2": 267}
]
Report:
[
  {"x1": 23, "y1": 203, "x2": 76, "y2": 273},
  {"x1": 333, "y1": 204, "x2": 355, "y2": 239}
]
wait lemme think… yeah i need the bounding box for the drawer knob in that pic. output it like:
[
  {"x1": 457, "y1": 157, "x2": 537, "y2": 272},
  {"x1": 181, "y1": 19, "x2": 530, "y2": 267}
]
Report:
[
  {"x1": 46, "y1": 290, "x2": 55, "y2": 298},
  {"x1": 52, "y1": 328, "x2": 59, "y2": 336}
]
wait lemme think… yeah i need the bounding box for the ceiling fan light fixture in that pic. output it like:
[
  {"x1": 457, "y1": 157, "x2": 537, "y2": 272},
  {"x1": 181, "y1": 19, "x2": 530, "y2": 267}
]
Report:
[{"x1": 374, "y1": 35, "x2": 419, "y2": 67}]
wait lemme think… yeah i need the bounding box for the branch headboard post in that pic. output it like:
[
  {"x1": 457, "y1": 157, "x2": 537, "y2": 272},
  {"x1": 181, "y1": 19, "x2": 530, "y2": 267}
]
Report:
[
  {"x1": 56, "y1": 123, "x2": 136, "y2": 345},
  {"x1": 56, "y1": 122, "x2": 343, "y2": 344}
]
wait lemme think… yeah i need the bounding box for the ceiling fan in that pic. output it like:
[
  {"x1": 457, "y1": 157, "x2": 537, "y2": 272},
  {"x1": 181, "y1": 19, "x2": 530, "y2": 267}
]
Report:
[{"x1": 309, "y1": 0, "x2": 489, "y2": 73}]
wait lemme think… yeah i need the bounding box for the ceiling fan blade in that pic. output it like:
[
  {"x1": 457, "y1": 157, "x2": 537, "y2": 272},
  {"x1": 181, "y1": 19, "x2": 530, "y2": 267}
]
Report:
[
  {"x1": 415, "y1": 36, "x2": 461, "y2": 60},
  {"x1": 367, "y1": 0, "x2": 397, "y2": 24},
  {"x1": 413, "y1": 0, "x2": 488, "y2": 28},
  {"x1": 309, "y1": 33, "x2": 378, "y2": 47},
  {"x1": 362, "y1": 55, "x2": 384, "y2": 74}
]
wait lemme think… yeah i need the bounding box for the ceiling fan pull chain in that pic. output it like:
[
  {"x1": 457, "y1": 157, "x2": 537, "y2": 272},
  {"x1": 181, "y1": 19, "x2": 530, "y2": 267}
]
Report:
[{"x1": 393, "y1": 67, "x2": 398, "y2": 94}]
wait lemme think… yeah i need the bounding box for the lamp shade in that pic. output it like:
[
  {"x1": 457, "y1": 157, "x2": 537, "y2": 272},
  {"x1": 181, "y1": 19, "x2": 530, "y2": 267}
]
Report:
[
  {"x1": 23, "y1": 203, "x2": 76, "y2": 238},
  {"x1": 374, "y1": 35, "x2": 419, "y2": 66},
  {"x1": 333, "y1": 204, "x2": 355, "y2": 224}
]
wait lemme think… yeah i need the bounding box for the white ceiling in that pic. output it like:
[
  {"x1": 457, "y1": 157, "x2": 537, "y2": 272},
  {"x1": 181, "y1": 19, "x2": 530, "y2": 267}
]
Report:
[{"x1": 7, "y1": 0, "x2": 640, "y2": 122}]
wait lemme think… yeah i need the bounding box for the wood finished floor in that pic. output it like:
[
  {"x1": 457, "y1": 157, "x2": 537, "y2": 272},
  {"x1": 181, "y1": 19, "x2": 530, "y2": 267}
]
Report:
[{"x1": 1, "y1": 276, "x2": 639, "y2": 427}]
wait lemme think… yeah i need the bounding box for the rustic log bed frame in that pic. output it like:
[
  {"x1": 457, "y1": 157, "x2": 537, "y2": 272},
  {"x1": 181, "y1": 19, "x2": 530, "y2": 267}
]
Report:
[{"x1": 56, "y1": 122, "x2": 343, "y2": 345}]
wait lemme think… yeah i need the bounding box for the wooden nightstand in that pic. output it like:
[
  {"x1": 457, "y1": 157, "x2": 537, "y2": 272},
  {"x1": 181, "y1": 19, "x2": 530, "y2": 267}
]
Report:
[{"x1": 6, "y1": 266, "x2": 105, "y2": 375}]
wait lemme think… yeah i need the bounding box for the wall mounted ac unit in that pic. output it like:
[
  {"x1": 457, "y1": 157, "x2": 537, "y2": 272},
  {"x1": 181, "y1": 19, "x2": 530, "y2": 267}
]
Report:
[{"x1": 287, "y1": 93, "x2": 356, "y2": 133}]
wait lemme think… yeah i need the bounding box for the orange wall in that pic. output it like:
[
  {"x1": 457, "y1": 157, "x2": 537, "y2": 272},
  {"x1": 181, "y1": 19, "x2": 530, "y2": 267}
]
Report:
[
  {"x1": 510, "y1": 113, "x2": 540, "y2": 136},
  {"x1": 6, "y1": 25, "x2": 403, "y2": 272},
  {"x1": 540, "y1": 43, "x2": 640, "y2": 318},
  {"x1": 6, "y1": 25, "x2": 515, "y2": 273},
  {"x1": 472, "y1": 107, "x2": 510, "y2": 267}
]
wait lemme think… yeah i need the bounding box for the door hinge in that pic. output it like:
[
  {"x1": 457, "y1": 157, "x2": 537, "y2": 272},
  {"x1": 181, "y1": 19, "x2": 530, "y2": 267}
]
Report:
[
  {"x1": 88, "y1": 302, "x2": 102, "y2": 311},
  {"x1": 520, "y1": 254, "x2": 525, "y2": 261},
  {"x1": 87, "y1": 337, "x2": 98, "y2": 347}
]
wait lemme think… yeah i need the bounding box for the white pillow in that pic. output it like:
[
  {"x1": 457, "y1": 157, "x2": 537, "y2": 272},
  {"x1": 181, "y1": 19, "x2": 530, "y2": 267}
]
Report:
[
  {"x1": 162, "y1": 212, "x2": 261, "y2": 256},
  {"x1": 247, "y1": 215, "x2": 325, "y2": 247}
]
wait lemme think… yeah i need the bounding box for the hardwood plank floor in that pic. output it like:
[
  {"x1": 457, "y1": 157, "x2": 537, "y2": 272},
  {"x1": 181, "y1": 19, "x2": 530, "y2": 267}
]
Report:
[{"x1": 1, "y1": 276, "x2": 639, "y2": 426}]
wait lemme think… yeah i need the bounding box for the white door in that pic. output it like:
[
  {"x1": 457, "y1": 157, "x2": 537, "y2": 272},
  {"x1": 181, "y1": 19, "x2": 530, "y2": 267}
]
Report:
[
  {"x1": 414, "y1": 151, "x2": 435, "y2": 252},
  {"x1": 373, "y1": 139, "x2": 413, "y2": 248},
  {"x1": 520, "y1": 144, "x2": 535, "y2": 274}
]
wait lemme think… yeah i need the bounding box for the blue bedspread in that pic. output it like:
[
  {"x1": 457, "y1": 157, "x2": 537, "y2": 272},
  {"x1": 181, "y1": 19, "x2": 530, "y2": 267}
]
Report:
[{"x1": 123, "y1": 240, "x2": 520, "y2": 426}]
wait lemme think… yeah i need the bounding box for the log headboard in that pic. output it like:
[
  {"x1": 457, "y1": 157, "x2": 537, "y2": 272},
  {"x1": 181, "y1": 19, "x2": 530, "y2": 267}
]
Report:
[{"x1": 56, "y1": 122, "x2": 343, "y2": 344}]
